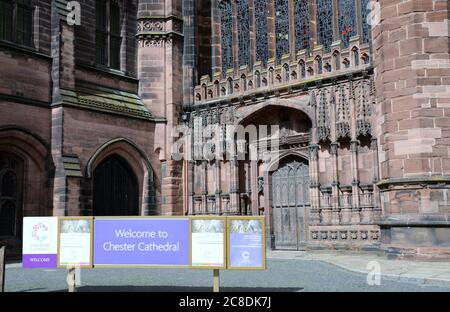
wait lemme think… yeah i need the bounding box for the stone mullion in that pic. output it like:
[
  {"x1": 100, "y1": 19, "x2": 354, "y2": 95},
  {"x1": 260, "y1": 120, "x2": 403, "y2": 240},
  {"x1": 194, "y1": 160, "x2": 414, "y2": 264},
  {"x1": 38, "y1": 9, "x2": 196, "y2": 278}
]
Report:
[
  {"x1": 230, "y1": 157, "x2": 240, "y2": 215},
  {"x1": 231, "y1": 0, "x2": 239, "y2": 70},
  {"x1": 267, "y1": 0, "x2": 276, "y2": 60},
  {"x1": 309, "y1": 144, "x2": 320, "y2": 225},
  {"x1": 215, "y1": 160, "x2": 221, "y2": 214},
  {"x1": 329, "y1": 87, "x2": 340, "y2": 225},
  {"x1": 211, "y1": 0, "x2": 222, "y2": 74},
  {"x1": 355, "y1": 0, "x2": 363, "y2": 41},
  {"x1": 202, "y1": 161, "x2": 208, "y2": 214},
  {"x1": 309, "y1": 0, "x2": 318, "y2": 49},
  {"x1": 250, "y1": 143, "x2": 258, "y2": 215},
  {"x1": 369, "y1": 137, "x2": 380, "y2": 222},
  {"x1": 349, "y1": 80, "x2": 361, "y2": 223},
  {"x1": 309, "y1": 91, "x2": 321, "y2": 225},
  {"x1": 288, "y1": 0, "x2": 296, "y2": 60},
  {"x1": 188, "y1": 160, "x2": 195, "y2": 215},
  {"x1": 332, "y1": 0, "x2": 339, "y2": 43},
  {"x1": 242, "y1": 161, "x2": 250, "y2": 214},
  {"x1": 120, "y1": 1, "x2": 128, "y2": 73},
  {"x1": 248, "y1": 0, "x2": 256, "y2": 66}
]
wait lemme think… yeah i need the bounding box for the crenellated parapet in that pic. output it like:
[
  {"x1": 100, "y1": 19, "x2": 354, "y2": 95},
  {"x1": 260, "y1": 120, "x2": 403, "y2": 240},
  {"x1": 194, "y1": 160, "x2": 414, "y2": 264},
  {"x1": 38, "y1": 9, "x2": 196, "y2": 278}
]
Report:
[{"x1": 193, "y1": 37, "x2": 371, "y2": 105}]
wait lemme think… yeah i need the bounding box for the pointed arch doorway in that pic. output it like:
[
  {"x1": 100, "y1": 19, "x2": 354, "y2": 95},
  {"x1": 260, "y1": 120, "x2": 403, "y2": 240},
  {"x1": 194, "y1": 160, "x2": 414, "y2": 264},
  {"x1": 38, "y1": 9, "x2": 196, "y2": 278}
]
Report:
[
  {"x1": 271, "y1": 156, "x2": 310, "y2": 250},
  {"x1": 93, "y1": 155, "x2": 139, "y2": 216}
]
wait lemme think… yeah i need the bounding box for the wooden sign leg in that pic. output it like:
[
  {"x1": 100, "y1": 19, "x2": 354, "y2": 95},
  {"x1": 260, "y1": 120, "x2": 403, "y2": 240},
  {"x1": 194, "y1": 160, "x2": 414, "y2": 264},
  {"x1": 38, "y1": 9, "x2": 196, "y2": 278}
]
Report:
[
  {"x1": 0, "y1": 246, "x2": 5, "y2": 293},
  {"x1": 213, "y1": 269, "x2": 220, "y2": 293},
  {"x1": 67, "y1": 266, "x2": 77, "y2": 292}
]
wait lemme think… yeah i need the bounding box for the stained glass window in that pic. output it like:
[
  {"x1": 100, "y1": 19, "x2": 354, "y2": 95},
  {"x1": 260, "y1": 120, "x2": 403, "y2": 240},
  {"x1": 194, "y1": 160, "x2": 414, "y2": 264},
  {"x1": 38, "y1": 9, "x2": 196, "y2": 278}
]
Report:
[
  {"x1": 338, "y1": 0, "x2": 357, "y2": 48},
  {"x1": 294, "y1": 0, "x2": 310, "y2": 51},
  {"x1": 317, "y1": 0, "x2": 333, "y2": 52},
  {"x1": 237, "y1": 0, "x2": 250, "y2": 66},
  {"x1": 361, "y1": 0, "x2": 372, "y2": 43},
  {"x1": 220, "y1": 1, "x2": 234, "y2": 73},
  {"x1": 255, "y1": 0, "x2": 268, "y2": 64},
  {"x1": 275, "y1": 0, "x2": 289, "y2": 61}
]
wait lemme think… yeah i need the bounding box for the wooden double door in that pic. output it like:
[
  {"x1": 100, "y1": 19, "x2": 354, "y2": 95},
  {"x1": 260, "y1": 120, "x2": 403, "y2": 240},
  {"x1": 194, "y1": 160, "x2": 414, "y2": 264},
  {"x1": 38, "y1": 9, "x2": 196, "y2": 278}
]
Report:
[{"x1": 271, "y1": 158, "x2": 310, "y2": 250}]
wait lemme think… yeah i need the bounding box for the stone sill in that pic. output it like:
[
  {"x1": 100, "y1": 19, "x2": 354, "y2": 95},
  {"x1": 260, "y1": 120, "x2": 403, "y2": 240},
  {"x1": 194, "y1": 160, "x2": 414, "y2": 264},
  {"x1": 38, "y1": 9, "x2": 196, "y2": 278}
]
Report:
[
  {"x1": 76, "y1": 62, "x2": 138, "y2": 83},
  {"x1": 0, "y1": 40, "x2": 51, "y2": 60}
]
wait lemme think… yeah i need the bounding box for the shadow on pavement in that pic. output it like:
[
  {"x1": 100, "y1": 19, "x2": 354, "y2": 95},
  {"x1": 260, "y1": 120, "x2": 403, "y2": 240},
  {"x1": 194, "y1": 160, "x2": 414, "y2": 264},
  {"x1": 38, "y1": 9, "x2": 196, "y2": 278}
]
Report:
[{"x1": 54, "y1": 286, "x2": 303, "y2": 292}]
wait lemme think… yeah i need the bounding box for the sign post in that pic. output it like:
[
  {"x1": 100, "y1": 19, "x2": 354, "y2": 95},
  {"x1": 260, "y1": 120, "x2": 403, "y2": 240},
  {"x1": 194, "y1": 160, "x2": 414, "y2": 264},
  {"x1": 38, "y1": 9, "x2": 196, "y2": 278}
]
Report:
[
  {"x1": 213, "y1": 269, "x2": 220, "y2": 292},
  {"x1": 0, "y1": 245, "x2": 5, "y2": 292},
  {"x1": 67, "y1": 266, "x2": 77, "y2": 292}
]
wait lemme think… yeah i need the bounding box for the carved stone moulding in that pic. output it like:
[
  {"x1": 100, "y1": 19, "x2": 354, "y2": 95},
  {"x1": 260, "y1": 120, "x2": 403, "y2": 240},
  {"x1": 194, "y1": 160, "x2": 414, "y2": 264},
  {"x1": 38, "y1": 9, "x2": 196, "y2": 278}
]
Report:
[{"x1": 308, "y1": 225, "x2": 381, "y2": 244}]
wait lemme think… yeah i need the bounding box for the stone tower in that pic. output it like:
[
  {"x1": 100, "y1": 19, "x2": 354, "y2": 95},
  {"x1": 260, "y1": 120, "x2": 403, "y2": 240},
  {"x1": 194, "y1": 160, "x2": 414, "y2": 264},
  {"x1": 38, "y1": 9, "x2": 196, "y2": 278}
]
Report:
[
  {"x1": 136, "y1": 0, "x2": 184, "y2": 215},
  {"x1": 373, "y1": 0, "x2": 450, "y2": 257}
]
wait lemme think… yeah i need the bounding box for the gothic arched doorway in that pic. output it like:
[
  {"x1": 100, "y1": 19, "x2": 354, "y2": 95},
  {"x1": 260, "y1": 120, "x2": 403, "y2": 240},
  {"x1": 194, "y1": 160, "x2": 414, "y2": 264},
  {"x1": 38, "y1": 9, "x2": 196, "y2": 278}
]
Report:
[
  {"x1": 0, "y1": 153, "x2": 23, "y2": 238},
  {"x1": 271, "y1": 156, "x2": 310, "y2": 250},
  {"x1": 93, "y1": 155, "x2": 139, "y2": 216}
]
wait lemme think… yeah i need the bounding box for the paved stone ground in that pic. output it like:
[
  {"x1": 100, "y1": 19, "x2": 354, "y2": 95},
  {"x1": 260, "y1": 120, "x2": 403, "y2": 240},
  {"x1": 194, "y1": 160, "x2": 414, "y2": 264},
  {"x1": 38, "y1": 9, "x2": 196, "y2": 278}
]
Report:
[
  {"x1": 269, "y1": 251, "x2": 450, "y2": 284},
  {"x1": 4, "y1": 251, "x2": 450, "y2": 292}
]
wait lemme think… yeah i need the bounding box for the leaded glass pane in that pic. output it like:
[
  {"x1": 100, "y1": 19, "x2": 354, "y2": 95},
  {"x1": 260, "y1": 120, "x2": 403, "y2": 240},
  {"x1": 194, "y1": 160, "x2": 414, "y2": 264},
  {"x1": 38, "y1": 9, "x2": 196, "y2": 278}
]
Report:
[
  {"x1": 237, "y1": 0, "x2": 250, "y2": 66},
  {"x1": 338, "y1": 0, "x2": 357, "y2": 48},
  {"x1": 110, "y1": 2, "x2": 121, "y2": 70},
  {"x1": 16, "y1": 2, "x2": 33, "y2": 47},
  {"x1": 255, "y1": 0, "x2": 268, "y2": 64},
  {"x1": 275, "y1": 0, "x2": 289, "y2": 61},
  {"x1": 0, "y1": 0, "x2": 13, "y2": 42},
  {"x1": 220, "y1": 1, "x2": 234, "y2": 73},
  {"x1": 361, "y1": 0, "x2": 372, "y2": 43},
  {"x1": 294, "y1": 0, "x2": 310, "y2": 51},
  {"x1": 96, "y1": 0, "x2": 108, "y2": 66},
  {"x1": 317, "y1": 0, "x2": 333, "y2": 52}
]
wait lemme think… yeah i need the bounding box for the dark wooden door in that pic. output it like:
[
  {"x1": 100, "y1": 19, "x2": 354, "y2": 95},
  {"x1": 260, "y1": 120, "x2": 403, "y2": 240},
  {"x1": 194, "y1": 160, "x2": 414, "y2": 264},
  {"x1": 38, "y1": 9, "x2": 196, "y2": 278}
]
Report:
[
  {"x1": 0, "y1": 153, "x2": 23, "y2": 238},
  {"x1": 93, "y1": 155, "x2": 139, "y2": 216},
  {"x1": 272, "y1": 159, "x2": 310, "y2": 250}
]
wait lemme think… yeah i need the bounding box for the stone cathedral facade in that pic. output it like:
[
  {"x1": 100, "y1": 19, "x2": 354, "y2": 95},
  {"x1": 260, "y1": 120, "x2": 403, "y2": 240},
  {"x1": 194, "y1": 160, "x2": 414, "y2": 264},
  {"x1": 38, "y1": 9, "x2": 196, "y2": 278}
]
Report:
[{"x1": 0, "y1": 0, "x2": 449, "y2": 259}]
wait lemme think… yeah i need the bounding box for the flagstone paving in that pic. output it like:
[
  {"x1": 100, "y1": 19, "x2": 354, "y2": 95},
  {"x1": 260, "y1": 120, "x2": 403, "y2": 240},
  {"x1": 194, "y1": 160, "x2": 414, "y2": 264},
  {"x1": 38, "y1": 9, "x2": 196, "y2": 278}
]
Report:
[{"x1": 4, "y1": 252, "x2": 450, "y2": 292}]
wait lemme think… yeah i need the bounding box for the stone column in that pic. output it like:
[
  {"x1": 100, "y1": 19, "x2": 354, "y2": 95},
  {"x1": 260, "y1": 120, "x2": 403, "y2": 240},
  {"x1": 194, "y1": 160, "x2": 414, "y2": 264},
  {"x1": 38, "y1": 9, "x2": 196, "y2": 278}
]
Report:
[
  {"x1": 250, "y1": 160, "x2": 259, "y2": 215},
  {"x1": 202, "y1": 161, "x2": 208, "y2": 214},
  {"x1": 187, "y1": 160, "x2": 195, "y2": 215},
  {"x1": 329, "y1": 87, "x2": 340, "y2": 225},
  {"x1": 349, "y1": 80, "x2": 361, "y2": 224},
  {"x1": 330, "y1": 142, "x2": 340, "y2": 224},
  {"x1": 350, "y1": 140, "x2": 360, "y2": 224},
  {"x1": 309, "y1": 144, "x2": 321, "y2": 225},
  {"x1": 215, "y1": 161, "x2": 221, "y2": 214},
  {"x1": 50, "y1": 12, "x2": 76, "y2": 216},
  {"x1": 371, "y1": 137, "x2": 381, "y2": 221},
  {"x1": 230, "y1": 157, "x2": 240, "y2": 215}
]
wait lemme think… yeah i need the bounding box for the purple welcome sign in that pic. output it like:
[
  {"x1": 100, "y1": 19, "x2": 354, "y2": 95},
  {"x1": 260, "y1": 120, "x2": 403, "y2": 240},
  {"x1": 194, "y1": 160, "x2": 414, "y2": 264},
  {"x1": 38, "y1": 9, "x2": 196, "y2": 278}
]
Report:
[
  {"x1": 23, "y1": 254, "x2": 57, "y2": 269},
  {"x1": 93, "y1": 218, "x2": 190, "y2": 266}
]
